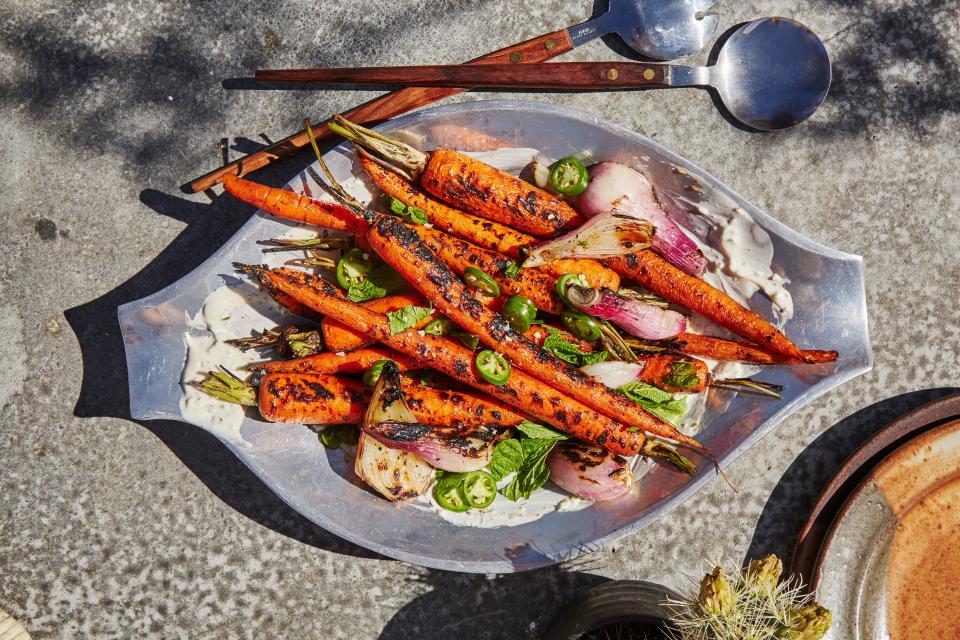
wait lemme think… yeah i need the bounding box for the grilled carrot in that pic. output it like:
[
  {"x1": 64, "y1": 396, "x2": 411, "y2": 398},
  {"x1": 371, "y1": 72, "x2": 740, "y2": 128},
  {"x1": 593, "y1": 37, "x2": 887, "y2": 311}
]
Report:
[
  {"x1": 360, "y1": 155, "x2": 533, "y2": 259},
  {"x1": 328, "y1": 116, "x2": 585, "y2": 237},
  {"x1": 668, "y1": 333, "x2": 838, "y2": 365},
  {"x1": 359, "y1": 215, "x2": 706, "y2": 454},
  {"x1": 255, "y1": 266, "x2": 649, "y2": 457},
  {"x1": 321, "y1": 292, "x2": 429, "y2": 352},
  {"x1": 637, "y1": 355, "x2": 710, "y2": 394},
  {"x1": 362, "y1": 156, "x2": 622, "y2": 290},
  {"x1": 606, "y1": 251, "x2": 811, "y2": 362},
  {"x1": 259, "y1": 372, "x2": 368, "y2": 425},
  {"x1": 258, "y1": 372, "x2": 522, "y2": 428},
  {"x1": 254, "y1": 347, "x2": 418, "y2": 375},
  {"x1": 222, "y1": 173, "x2": 367, "y2": 234}
]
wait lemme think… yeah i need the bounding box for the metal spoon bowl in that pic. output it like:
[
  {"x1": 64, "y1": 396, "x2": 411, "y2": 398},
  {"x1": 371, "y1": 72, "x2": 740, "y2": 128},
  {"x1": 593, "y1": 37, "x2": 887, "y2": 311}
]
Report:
[
  {"x1": 570, "y1": 0, "x2": 721, "y2": 61},
  {"x1": 710, "y1": 17, "x2": 832, "y2": 130}
]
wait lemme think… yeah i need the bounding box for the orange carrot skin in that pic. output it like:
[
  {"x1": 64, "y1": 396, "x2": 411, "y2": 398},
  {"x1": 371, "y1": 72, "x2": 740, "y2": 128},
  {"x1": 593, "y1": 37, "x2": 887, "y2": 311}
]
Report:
[
  {"x1": 261, "y1": 268, "x2": 646, "y2": 456},
  {"x1": 259, "y1": 372, "x2": 368, "y2": 424},
  {"x1": 540, "y1": 258, "x2": 621, "y2": 292},
  {"x1": 258, "y1": 371, "x2": 521, "y2": 428},
  {"x1": 419, "y1": 148, "x2": 584, "y2": 238},
  {"x1": 361, "y1": 156, "x2": 533, "y2": 259},
  {"x1": 606, "y1": 252, "x2": 808, "y2": 362},
  {"x1": 256, "y1": 347, "x2": 419, "y2": 375},
  {"x1": 360, "y1": 216, "x2": 700, "y2": 451},
  {"x1": 223, "y1": 173, "x2": 367, "y2": 234},
  {"x1": 414, "y1": 225, "x2": 564, "y2": 313},
  {"x1": 321, "y1": 292, "x2": 429, "y2": 352},
  {"x1": 672, "y1": 333, "x2": 838, "y2": 365},
  {"x1": 638, "y1": 355, "x2": 709, "y2": 394}
]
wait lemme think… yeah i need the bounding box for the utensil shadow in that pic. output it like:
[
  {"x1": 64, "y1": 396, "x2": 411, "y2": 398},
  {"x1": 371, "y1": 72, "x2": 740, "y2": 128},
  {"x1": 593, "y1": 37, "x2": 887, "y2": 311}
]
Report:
[
  {"x1": 63, "y1": 146, "x2": 385, "y2": 562},
  {"x1": 378, "y1": 567, "x2": 611, "y2": 640},
  {"x1": 746, "y1": 387, "x2": 960, "y2": 569}
]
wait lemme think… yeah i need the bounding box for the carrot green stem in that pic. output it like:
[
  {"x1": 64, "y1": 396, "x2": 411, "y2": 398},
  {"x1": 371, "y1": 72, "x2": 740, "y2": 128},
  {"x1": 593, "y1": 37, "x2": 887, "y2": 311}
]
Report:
[
  {"x1": 710, "y1": 377, "x2": 785, "y2": 399},
  {"x1": 261, "y1": 236, "x2": 353, "y2": 252},
  {"x1": 327, "y1": 114, "x2": 427, "y2": 180},
  {"x1": 642, "y1": 439, "x2": 696, "y2": 475},
  {"x1": 198, "y1": 367, "x2": 257, "y2": 406}
]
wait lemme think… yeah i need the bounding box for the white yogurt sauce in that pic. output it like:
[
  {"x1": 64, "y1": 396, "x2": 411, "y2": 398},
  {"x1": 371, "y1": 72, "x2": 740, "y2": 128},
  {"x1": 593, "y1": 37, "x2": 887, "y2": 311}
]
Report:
[{"x1": 178, "y1": 147, "x2": 792, "y2": 526}]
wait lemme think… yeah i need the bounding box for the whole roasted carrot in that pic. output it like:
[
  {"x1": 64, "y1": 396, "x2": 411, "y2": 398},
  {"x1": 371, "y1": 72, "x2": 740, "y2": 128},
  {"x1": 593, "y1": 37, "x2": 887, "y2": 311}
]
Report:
[
  {"x1": 667, "y1": 333, "x2": 838, "y2": 365},
  {"x1": 362, "y1": 156, "x2": 621, "y2": 290},
  {"x1": 358, "y1": 215, "x2": 707, "y2": 454},
  {"x1": 360, "y1": 155, "x2": 532, "y2": 258},
  {"x1": 606, "y1": 252, "x2": 811, "y2": 362},
  {"x1": 254, "y1": 346, "x2": 418, "y2": 375},
  {"x1": 254, "y1": 266, "x2": 649, "y2": 457},
  {"x1": 259, "y1": 372, "x2": 368, "y2": 424},
  {"x1": 328, "y1": 117, "x2": 584, "y2": 237},
  {"x1": 222, "y1": 173, "x2": 367, "y2": 234},
  {"x1": 322, "y1": 292, "x2": 429, "y2": 352}
]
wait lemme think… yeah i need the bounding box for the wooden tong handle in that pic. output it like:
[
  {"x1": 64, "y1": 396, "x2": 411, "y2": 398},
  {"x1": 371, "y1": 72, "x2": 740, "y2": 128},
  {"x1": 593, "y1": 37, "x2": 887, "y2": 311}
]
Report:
[{"x1": 188, "y1": 29, "x2": 573, "y2": 192}]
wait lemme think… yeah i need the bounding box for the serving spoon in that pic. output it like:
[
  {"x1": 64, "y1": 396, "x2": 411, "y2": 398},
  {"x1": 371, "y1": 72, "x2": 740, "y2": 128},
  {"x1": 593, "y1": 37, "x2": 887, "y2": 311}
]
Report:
[
  {"x1": 257, "y1": 18, "x2": 831, "y2": 131},
  {"x1": 569, "y1": 0, "x2": 720, "y2": 61}
]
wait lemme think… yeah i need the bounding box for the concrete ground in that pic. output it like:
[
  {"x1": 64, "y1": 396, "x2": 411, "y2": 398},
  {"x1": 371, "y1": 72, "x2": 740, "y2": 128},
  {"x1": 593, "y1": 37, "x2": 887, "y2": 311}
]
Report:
[{"x1": 1, "y1": 0, "x2": 958, "y2": 637}]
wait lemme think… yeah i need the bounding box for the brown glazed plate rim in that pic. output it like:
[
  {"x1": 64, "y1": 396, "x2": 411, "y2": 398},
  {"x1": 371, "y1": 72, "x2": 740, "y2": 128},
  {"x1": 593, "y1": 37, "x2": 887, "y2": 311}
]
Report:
[{"x1": 789, "y1": 392, "x2": 960, "y2": 585}]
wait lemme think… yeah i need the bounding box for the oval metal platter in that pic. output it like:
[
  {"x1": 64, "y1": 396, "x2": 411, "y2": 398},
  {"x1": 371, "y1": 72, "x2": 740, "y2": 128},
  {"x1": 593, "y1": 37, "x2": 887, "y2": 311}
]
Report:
[{"x1": 118, "y1": 100, "x2": 872, "y2": 572}]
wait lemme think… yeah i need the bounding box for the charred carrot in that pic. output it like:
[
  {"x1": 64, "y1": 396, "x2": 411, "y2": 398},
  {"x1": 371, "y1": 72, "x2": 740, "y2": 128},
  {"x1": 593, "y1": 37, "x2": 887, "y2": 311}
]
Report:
[
  {"x1": 606, "y1": 251, "x2": 811, "y2": 362},
  {"x1": 321, "y1": 292, "x2": 429, "y2": 352},
  {"x1": 328, "y1": 116, "x2": 584, "y2": 237},
  {"x1": 254, "y1": 347, "x2": 419, "y2": 375},
  {"x1": 259, "y1": 372, "x2": 368, "y2": 425},
  {"x1": 222, "y1": 173, "x2": 368, "y2": 234},
  {"x1": 357, "y1": 215, "x2": 707, "y2": 454},
  {"x1": 253, "y1": 266, "x2": 649, "y2": 457},
  {"x1": 663, "y1": 333, "x2": 838, "y2": 365},
  {"x1": 360, "y1": 155, "x2": 532, "y2": 259}
]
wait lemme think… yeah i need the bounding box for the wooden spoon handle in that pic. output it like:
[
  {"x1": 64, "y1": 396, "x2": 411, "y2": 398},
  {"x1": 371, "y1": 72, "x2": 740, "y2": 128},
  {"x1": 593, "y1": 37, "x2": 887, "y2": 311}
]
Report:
[{"x1": 188, "y1": 29, "x2": 574, "y2": 193}]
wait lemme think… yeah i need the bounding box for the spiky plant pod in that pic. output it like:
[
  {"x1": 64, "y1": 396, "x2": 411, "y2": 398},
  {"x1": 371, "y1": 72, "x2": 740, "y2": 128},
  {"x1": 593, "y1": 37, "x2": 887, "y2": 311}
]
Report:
[{"x1": 665, "y1": 555, "x2": 831, "y2": 640}]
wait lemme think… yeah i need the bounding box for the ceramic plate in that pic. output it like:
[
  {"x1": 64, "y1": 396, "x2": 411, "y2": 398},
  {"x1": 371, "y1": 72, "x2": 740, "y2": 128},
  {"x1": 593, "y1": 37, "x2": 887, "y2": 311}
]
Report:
[
  {"x1": 118, "y1": 100, "x2": 871, "y2": 572},
  {"x1": 791, "y1": 393, "x2": 960, "y2": 584},
  {"x1": 814, "y1": 418, "x2": 960, "y2": 638}
]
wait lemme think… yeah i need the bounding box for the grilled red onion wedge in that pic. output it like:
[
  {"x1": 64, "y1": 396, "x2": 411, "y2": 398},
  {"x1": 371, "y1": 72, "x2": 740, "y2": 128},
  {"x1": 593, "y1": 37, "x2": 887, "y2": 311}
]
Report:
[
  {"x1": 565, "y1": 284, "x2": 686, "y2": 340},
  {"x1": 547, "y1": 442, "x2": 634, "y2": 501},
  {"x1": 364, "y1": 420, "x2": 498, "y2": 473},
  {"x1": 356, "y1": 362, "x2": 433, "y2": 501},
  {"x1": 579, "y1": 163, "x2": 706, "y2": 276}
]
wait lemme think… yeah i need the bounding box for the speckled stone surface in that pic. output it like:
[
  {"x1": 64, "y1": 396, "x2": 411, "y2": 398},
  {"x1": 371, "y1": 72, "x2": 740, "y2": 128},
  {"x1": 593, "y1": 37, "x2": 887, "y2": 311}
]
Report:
[{"x1": 1, "y1": 0, "x2": 959, "y2": 638}]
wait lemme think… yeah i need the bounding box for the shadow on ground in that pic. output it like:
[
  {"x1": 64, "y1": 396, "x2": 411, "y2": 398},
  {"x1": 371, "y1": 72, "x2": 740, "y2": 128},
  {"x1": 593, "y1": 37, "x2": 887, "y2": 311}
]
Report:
[
  {"x1": 746, "y1": 387, "x2": 960, "y2": 566},
  {"x1": 379, "y1": 567, "x2": 611, "y2": 640},
  {"x1": 62, "y1": 139, "x2": 386, "y2": 561}
]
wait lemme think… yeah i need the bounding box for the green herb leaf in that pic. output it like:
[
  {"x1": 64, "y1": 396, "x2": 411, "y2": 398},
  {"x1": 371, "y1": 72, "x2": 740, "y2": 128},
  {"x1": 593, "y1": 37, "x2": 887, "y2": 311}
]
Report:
[
  {"x1": 347, "y1": 279, "x2": 387, "y2": 303},
  {"x1": 406, "y1": 207, "x2": 428, "y2": 225},
  {"x1": 488, "y1": 439, "x2": 524, "y2": 482},
  {"x1": 662, "y1": 360, "x2": 700, "y2": 389},
  {"x1": 380, "y1": 194, "x2": 429, "y2": 225},
  {"x1": 619, "y1": 382, "x2": 688, "y2": 425},
  {"x1": 504, "y1": 261, "x2": 521, "y2": 278},
  {"x1": 386, "y1": 304, "x2": 433, "y2": 334},
  {"x1": 515, "y1": 420, "x2": 568, "y2": 441},
  {"x1": 541, "y1": 327, "x2": 609, "y2": 366},
  {"x1": 501, "y1": 438, "x2": 558, "y2": 501}
]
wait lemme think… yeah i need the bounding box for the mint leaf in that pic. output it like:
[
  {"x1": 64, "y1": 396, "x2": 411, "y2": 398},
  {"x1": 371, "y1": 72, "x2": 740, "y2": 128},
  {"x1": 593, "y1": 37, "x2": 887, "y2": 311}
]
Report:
[
  {"x1": 541, "y1": 327, "x2": 608, "y2": 366},
  {"x1": 347, "y1": 279, "x2": 387, "y2": 303},
  {"x1": 386, "y1": 305, "x2": 433, "y2": 334},
  {"x1": 488, "y1": 439, "x2": 523, "y2": 481},
  {"x1": 515, "y1": 420, "x2": 567, "y2": 441},
  {"x1": 619, "y1": 382, "x2": 688, "y2": 425},
  {"x1": 501, "y1": 438, "x2": 558, "y2": 501},
  {"x1": 406, "y1": 207, "x2": 428, "y2": 225},
  {"x1": 454, "y1": 332, "x2": 479, "y2": 351},
  {"x1": 380, "y1": 194, "x2": 429, "y2": 225},
  {"x1": 662, "y1": 360, "x2": 700, "y2": 389},
  {"x1": 503, "y1": 261, "x2": 521, "y2": 278}
]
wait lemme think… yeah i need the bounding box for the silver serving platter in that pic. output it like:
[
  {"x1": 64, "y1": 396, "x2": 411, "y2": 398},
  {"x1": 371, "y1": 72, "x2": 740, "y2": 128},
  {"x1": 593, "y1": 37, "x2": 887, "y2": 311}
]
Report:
[{"x1": 119, "y1": 100, "x2": 871, "y2": 573}]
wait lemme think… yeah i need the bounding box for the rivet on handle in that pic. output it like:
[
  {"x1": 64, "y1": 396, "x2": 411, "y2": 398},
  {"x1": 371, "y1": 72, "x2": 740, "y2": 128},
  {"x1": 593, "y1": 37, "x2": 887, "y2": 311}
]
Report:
[
  {"x1": 544, "y1": 39, "x2": 557, "y2": 50},
  {"x1": 510, "y1": 52, "x2": 522, "y2": 63},
  {"x1": 606, "y1": 68, "x2": 619, "y2": 81},
  {"x1": 643, "y1": 69, "x2": 655, "y2": 81}
]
